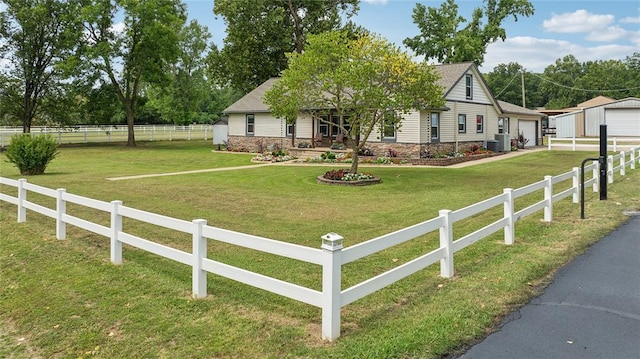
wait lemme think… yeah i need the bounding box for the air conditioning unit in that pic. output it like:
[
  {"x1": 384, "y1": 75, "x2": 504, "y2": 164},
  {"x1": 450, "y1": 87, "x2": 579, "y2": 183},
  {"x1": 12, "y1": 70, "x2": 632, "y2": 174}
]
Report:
[{"x1": 494, "y1": 134, "x2": 511, "y2": 152}]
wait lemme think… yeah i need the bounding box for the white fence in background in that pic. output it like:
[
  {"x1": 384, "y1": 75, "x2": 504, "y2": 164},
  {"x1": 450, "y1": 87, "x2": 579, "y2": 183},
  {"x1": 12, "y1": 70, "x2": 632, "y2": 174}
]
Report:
[
  {"x1": 547, "y1": 136, "x2": 640, "y2": 151},
  {"x1": 0, "y1": 125, "x2": 213, "y2": 147},
  {"x1": 1, "y1": 146, "x2": 639, "y2": 341}
]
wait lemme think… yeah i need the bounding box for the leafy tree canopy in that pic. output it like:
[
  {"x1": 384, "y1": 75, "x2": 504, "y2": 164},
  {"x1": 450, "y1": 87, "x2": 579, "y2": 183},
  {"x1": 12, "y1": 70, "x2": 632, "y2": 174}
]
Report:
[
  {"x1": 0, "y1": 0, "x2": 84, "y2": 132},
  {"x1": 80, "y1": 0, "x2": 186, "y2": 146},
  {"x1": 404, "y1": 0, "x2": 534, "y2": 66},
  {"x1": 265, "y1": 30, "x2": 444, "y2": 174},
  {"x1": 210, "y1": 0, "x2": 359, "y2": 94}
]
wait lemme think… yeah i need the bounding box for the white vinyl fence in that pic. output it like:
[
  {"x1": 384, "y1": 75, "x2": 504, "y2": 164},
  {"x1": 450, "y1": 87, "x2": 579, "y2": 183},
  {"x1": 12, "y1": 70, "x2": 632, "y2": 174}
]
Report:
[
  {"x1": 0, "y1": 125, "x2": 213, "y2": 147},
  {"x1": 1, "y1": 146, "x2": 639, "y2": 341},
  {"x1": 547, "y1": 136, "x2": 640, "y2": 151}
]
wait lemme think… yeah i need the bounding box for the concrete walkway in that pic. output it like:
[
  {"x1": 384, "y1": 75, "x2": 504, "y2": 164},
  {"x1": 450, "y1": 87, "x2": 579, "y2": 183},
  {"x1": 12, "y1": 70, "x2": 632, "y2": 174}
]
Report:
[{"x1": 457, "y1": 214, "x2": 640, "y2": 359}]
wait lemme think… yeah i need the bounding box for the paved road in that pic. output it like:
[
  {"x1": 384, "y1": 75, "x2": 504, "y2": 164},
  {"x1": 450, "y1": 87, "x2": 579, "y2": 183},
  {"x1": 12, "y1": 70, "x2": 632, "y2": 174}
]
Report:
[{"x1": 457, "y1": 215, "x2": 640, "y2": 359}]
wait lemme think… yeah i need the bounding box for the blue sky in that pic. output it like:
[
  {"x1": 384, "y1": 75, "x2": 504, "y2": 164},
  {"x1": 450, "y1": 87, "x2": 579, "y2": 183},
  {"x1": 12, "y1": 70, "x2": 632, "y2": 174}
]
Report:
[{"x1": 185, "y1": 0, "x2": 640, "y2": 73}]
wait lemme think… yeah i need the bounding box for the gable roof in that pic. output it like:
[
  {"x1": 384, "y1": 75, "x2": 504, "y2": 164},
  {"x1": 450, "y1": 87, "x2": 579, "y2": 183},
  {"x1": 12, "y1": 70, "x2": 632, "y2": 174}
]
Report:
[
  {"x1": 224, "y1": 62, "x2": 498, "y2": 114},
  {"x1": 498, "y1": 100, "x2": 545, "y2": 118},
  {"x1": 224, "y1": 78, "x2": 279, "y2": 114},
  {"x1": 577, "y1": 95, "x2": 616, "y2": 108},
  {"x1": 434, "y1": 62, "x2": 475, "y2": 96}
]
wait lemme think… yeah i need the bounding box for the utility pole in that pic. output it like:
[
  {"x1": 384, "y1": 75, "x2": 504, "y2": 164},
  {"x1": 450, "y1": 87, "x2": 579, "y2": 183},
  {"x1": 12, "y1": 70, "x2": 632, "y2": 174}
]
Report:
[{"x1": 521, "y1": 69, "x2": 526, "y2": 108}]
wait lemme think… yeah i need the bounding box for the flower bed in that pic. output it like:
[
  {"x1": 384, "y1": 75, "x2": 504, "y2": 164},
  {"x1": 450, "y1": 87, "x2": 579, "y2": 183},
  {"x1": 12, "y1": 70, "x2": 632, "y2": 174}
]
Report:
[
  {"x1": 410, "y1": 152, "x2": 502, "y2": 166},
  {"x1": 251, "y1": 154, "x2": 296, "y2": 162},
  {"x1": 317, "y1": 169, "x2": 381, "y2": 186}
]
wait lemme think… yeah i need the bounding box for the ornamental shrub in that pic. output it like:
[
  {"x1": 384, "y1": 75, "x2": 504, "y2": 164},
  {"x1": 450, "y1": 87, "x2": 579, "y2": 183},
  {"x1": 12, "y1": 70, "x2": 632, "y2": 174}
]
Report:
[{"x1": 5, "y1": 134, "x2": 59, "y2": 175}]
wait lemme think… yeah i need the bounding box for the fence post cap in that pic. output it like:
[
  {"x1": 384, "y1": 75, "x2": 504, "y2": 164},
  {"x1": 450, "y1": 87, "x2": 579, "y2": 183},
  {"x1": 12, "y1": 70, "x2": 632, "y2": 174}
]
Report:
[{"x1": 321, "y1": 233, "x2": 343, "y2": 251}]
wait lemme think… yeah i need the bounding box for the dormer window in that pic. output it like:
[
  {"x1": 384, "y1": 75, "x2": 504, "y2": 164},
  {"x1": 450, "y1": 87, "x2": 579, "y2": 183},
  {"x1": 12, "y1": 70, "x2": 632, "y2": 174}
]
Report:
[{"x1": 465, "y1": 74, "x2": 473, "y2": 100}]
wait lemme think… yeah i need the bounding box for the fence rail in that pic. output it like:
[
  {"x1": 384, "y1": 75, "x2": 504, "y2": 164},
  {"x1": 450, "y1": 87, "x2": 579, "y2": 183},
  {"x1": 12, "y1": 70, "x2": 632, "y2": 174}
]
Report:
[
  {"x1": 547, "y1": 136, "x2": 640, "y2": 151},
  {"x1": 1, "y1": 146, "x2": 639, "y2": 341},
  {"x1": 0, "y1": 125, "x2": 214, "y2": 147}
]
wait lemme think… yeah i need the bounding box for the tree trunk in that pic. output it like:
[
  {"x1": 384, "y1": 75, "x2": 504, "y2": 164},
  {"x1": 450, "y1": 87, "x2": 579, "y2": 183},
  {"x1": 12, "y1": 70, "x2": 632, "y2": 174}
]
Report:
[
  {"x1": 349, "y1": 142, "x2": 359, "y2": 173},
  {"x1": 125, "y1": 102, "x2": 136, "y2": 147}
]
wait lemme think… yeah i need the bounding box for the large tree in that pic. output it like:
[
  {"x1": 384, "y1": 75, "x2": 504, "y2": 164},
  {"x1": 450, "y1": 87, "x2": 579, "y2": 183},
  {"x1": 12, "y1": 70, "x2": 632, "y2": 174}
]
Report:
[
  {"x1": 265, "y1": 30, "x2": 444, "y2": 174},
  {"x1": 0, "y1": 0, "x2": 83, "y2": 132},
  {"x1": 404, "y1": 0, "x2": 534, "y2": 66},
  {"x1": 146, "y1": 20, "x2": 212, "y2": 125},
  {"x1": 210, "y1": 0, "x2": 359, "y2": 94},
  {"x1": 539, "y1": 55, "x2": 586, "y2": 109},
  {"x1": 80, "y1": 0, "x2": 186, "y2": 146}
]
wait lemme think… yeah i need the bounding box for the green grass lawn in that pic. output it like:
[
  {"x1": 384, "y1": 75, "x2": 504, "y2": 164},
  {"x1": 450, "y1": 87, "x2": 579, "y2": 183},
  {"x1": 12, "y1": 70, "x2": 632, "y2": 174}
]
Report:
[{"x1": 1, "y1": 140, "x2": 639, "y2": 358}]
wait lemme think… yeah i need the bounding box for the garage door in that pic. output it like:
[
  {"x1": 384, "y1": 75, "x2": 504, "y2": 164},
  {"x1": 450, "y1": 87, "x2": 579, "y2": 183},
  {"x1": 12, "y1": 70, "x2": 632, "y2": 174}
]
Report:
[
  {"x1": 518, "y1": 120, "x2": 537, "y2": 147},
  {"x1": 606, "y1": 109, "x2": 640, "y2": 137}
]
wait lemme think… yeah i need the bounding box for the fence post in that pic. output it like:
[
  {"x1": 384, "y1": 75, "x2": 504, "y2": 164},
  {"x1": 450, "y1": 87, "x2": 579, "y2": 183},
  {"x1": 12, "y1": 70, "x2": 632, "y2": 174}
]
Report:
[
  {"x1": 613, "y1": 138, "x2": 617, "y2": 152},
  {"x1": 592, "y1": 160, "x2": 599, "y2": 192},
  {"x1": 321, "y1": 232, "x2": 343, "y2": 342},
  {"x1": 438, "y1": 210, "x2": 454, "y2": 277},
  {"x1": 110, "y1": 200, "x2": 123, "y2": 264},
  {"x1": 544, "y1": 175, "x2": 553, "y2": 222},
  {"x1": 619, "y1": 151, "x2": 625, "y2": 176},
  {"x1": 631, "y1": 149, "x2": 636, "y2": 170},
  {"x1": 503, "y1": 189, "x2": 515, "y2": 245},
  {"x1": 607, "y1": 155, "x2": 614, "y2": 184},
  {"x1": 56, "y1": 188, "x2": 66, "y2": 240},
  {"x1": 17, "y1": 178, "x2": 27, "y2": 222},
  {"x1": 572, "y1": 167, "x2": 580, "y2": 204},
  {"x1": 192, "y1": 219, "x2": 208, "y2": 298},
  {"x1": 572, "y1": 137, "x2": 576, "y2": 151}
]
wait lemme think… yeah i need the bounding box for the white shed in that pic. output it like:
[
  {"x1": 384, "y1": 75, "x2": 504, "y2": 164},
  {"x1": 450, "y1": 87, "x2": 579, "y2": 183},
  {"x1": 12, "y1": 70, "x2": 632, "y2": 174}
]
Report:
[
  {"x1": 604, "y1": 100, "x2": 640, "y2": 137},
  {"x1": 584, "y1": 98, "x2": 640, "y2": 136},
  {"x1": 212, "y1": 118, "x2": 228, "y2": 145}
]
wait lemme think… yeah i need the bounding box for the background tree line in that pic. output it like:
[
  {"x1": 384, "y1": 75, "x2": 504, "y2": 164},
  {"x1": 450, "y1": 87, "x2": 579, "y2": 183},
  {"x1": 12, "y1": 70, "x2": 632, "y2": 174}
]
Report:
[{"x1": 1, "y1": 0, "x2": 637, "y2": 146}]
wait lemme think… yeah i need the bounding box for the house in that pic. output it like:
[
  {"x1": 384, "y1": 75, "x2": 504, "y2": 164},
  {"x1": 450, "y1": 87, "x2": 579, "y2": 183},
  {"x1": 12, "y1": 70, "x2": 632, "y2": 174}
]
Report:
[
  {"x1": 553, "y1": 97, "x2": 640, "y2": 138},
  {"x1": 223, "y1": 62, "x2": 545, "y2": 156}
]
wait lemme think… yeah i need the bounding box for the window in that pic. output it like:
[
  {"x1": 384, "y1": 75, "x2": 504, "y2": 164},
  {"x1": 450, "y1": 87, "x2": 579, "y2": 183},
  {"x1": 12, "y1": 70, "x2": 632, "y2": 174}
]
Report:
[
  {"x1": 342, "y1": 115, "x2": 351, "y2": 134},
  {"x1": 430, "y1": 112, "x2": 439, "y2": 141},
  {"x1": 476, "y1": 115, "x2": 484, "y2": 133},
  {"x1": 382, "y1": 111, "x2": 397, "y2": 141},
  {"x1": 246, "y1": 114, "x2": 255, "y2": 136},
  {"x1": 465, "y1": 74, "x2": 473, "y2": 100},
  {"x1": 286, "y1": 122, "x2": 294, "y2": 137},
  {"x1": 318, "y1": 115, "x2": 329, "y2": 136},
  {"x1": 458, "y1": 114, "x2": 466, "y2": 133},
  {"x1": 498, "y1": 117, "x2": 510, "y2": 134}
]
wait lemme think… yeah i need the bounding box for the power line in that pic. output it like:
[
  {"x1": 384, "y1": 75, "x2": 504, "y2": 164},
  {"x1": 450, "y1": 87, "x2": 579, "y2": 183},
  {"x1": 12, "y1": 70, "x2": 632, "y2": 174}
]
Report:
[
  {"x1": 493, "y1": 71, "x2": 519, "y2": 98},
  {"x1": 528, "y1": 72, "x2": 640, "y2": 93}
]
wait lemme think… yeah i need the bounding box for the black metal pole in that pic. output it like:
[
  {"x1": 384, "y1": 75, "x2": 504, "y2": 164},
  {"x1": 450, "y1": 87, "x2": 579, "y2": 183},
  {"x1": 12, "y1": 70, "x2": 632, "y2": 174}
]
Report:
[{"x1": 599, "y1": 124, "x2": 607, "y2": 200}]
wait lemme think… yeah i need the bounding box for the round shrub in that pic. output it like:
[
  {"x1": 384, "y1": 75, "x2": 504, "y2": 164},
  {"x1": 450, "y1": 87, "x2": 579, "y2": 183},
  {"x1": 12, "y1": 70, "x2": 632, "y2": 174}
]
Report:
[{"x1": 5, "y1": 134, "x2": 59, "y2": 175}]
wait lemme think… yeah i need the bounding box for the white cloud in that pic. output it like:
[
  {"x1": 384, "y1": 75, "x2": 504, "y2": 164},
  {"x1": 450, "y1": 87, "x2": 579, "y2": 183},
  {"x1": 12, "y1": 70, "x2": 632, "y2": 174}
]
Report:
[
  {"x1": 586, "y1": 26, "x2": 629, "y2": 42},
  {"x1": 620, "y1": 16, "x2": 640, "y2": 24},
  {"x1": 543, "y1": 9, "x2": 614, "y2": 34},
  {"x1": 362, "y1": 0, "x2": 388, "y2": 5},
  {"x1": 481, "y1": 36, "x2": 636, "y2": 73}
]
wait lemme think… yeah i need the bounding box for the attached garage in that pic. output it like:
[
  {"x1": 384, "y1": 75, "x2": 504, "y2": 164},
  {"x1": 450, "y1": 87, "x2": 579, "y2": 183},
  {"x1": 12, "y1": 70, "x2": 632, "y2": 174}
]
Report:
[
  {"x1": 518, "y1": 120, "x2": 537, "y2": 147},
  {"x1": 605, "y1": 108, "x2": 640, "y2": 137}
]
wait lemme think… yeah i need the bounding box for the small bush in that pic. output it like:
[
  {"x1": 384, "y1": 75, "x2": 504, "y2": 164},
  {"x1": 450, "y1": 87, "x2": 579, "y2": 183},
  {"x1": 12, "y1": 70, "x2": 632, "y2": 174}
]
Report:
[{"x1": 5, "y1": 134, "x2": 59, "y2": 175}]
